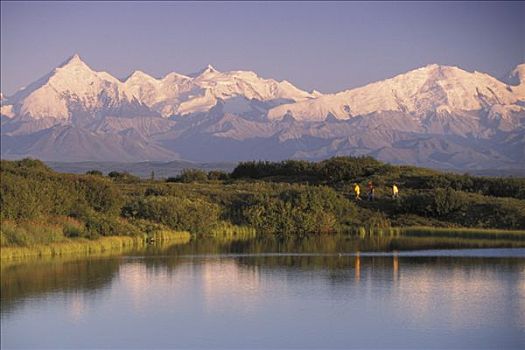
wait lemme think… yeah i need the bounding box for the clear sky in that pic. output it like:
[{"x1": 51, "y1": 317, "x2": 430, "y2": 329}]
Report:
[{"x1": 1, "y1": 1, "x2": 524, "y2": 95}]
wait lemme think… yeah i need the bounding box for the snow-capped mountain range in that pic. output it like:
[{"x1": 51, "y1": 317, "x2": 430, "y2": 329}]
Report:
[
  {"x1": 3, "y1": 54, "x2": 317, "y2": 121},
  {"x1": 1, "y1": 54, "x2": 524, "y2": 170}
]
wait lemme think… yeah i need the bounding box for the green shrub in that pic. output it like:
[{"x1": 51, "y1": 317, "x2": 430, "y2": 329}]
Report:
[
  {"x1": 75, "y1": 176, "x2": 123, "y2": 215},
  {"x1": 80, "y1": 210, "x2": 142, "y2": 238},
  {"x1": 54, "y1": 217, "x2": 86, "y2": 238},
  {"x1": 108, "y1": 171, "x2": 140, "y2": 183},
  {"x1": 319, "y1": 156, "x2": 388, "y2": 183},
  {"x1": 207, "y1": 170, "x2": 229, "y2": 181},
  {"x1": 85, "y1": 170, "x2": 103, "y2": 176},
  {"x1": 177, "y1": 169, "x2": 209, "y2": 183},
  {"x1": 243, "y1": 186, "x2": 356, "y2": 236},
  {"x1": 144, "y1": 186, "x2": 170, "y2": 196},
  {"x1": 122, "y1": 196, "x2": 220, "y2": 234},
  {"x1": 402, "y1": 188, "x2": 467, "y2": 218}
]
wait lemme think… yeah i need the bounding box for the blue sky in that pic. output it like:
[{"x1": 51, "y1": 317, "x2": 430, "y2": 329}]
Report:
[{"x1": 1, "y1": 1, "x2": 524, "y2": 95}]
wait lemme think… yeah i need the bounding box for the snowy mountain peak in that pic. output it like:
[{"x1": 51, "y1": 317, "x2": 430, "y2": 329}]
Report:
[
  {"x1": 53, "y1": 53, "x2": 99, "y2": 80},
  {"x1": 59, "y1": 53, "x2": 88, "y2": 69},
  {"x1": 204, "y1": 64, "x2": 218, "y2": 73},
  {"x1": 162, "y1": 71, "x2": 191, "y2": 82},
  {"x1": 191, "y1": 64, "x2": 220, "y2": 78},
  {"x1": 126, "y1": 70, "x2": 157, "y2": 82},
  {"x1": 309, "y1": 90, "x2": 323, "y2": 98},
  {"x1": 420, "y1": 63, "x2": 440, "y2": 70}
]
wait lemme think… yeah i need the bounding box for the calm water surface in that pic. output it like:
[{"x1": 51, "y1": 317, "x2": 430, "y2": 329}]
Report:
[{"x1": 1, "y1": 237, "x2": 524, "y2": 349}]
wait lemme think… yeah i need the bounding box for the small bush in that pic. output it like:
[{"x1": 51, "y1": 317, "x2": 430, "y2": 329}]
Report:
[
  {"x1": 86, "y1": 170, "x2": 103, "y2": 176},
  {"x1": 108, "y1": 171, "x2": 140, "y2": 183},
  {"x1": 208, "y1": 170, "x2": 229, "y2": 181},
  {"x1": 144, "y1": 186, "x2": 170, "y2": 196},
  {"x1": 402, "y1": 188, "x2": 467, "y2": 218},
  {"x1": 178, "y1": 169, "x2": 209, "y2": 183},
  {"x1": 122, "y1": 196, "x2": 220, "y2": 234},
  {"x1": 243, "y1": 186, "x2": 356, "y2": 236}
]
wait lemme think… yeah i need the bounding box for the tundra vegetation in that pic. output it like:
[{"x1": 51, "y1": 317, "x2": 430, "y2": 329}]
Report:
[{"x1": 1, "y1": 157, "x2": 524, "y2": 258}]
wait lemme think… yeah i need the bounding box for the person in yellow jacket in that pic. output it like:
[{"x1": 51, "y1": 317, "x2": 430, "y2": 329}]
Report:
[
  {"x1": 354, "y1": 183, "x2": 361, "y2": 201},
  {"x1": 392, "y1": 183, "x2": 399, "y2": 199}
]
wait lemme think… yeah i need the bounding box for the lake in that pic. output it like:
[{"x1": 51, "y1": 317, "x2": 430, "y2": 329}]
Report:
[{"x1": 1, "y1": 236, "x2": 524, "y2": 349}]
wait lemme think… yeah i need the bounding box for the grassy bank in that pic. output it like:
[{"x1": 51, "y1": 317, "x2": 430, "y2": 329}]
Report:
[
  {"x1": 387, "y1": 236, "x2": 525, "y2": 250},
  {"x1": 349, "y1": 226, "x2": 525, "y2": 241},
  {"x1": 399, "y1": 226, "x2": 525, "y2": 241},
  {"x1": 0, "y1": 231, "x2": 190, "y2": 260},
  {"x1": 209, "y1": 222, "x2": 257, "y2": 241}
]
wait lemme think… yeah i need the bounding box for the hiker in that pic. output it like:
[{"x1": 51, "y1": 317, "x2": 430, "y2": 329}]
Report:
[
  {"x1": 367, "y1": 181, "x2": 375, "y2": 201},
  {"x1": 354, "y1": 183, "x2": 361, "y2": 200},
  {"x1": 392, "y1": 183, "x2": 399, "y2": 199}
]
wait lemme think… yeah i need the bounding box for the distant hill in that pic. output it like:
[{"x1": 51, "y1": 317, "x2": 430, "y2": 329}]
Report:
[
  {"x1": 46, "y1": 160, "x2": 235, "y2": 179},
  {"x1": 43, "y1": 160, "x2": 525, "y2": 179}
]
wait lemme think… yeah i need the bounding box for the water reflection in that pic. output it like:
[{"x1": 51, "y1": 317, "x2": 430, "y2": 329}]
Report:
[
  {"x1": 1, "y1": 256, "x2": 120, "y2": 316},
  {"x1": 68, "y1": 292, "x2": 87, "y2": 323},
  {"x1": 355, "y1": 253, "x2": 361, "y2": 282},
  {"x1": 1, "y1": 237, "x2": 524, "y2": 349},
  {"x1": 392, "y1": 253, "x2": 399, "y2": 280}
]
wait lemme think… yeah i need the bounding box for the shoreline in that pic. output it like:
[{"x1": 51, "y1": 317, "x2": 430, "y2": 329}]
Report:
[
  {"x1": 2, "y1": 226, "x2": 524, "y2": 262},
  {"x1": 0, "y1": 231, "x2": 191, "y2": 260}
]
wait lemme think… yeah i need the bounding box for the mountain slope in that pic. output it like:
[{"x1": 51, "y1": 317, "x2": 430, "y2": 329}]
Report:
[{"x1": 1, "y1": 124, "x2": 178, "y2": 162}]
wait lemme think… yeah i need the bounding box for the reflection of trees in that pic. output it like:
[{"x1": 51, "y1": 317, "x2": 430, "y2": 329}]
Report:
[
  {"x1": 146, "y1": 235, "x2": 525, "y2": 279},
  {"x1": 149, "y1": 236, "x2": 525, "y2": 294},
  {"x1": 1, "y1": 257, "x2": 121, "y2": 314},
  {"x1": 161, "y1": 234, "x2": 522, "y2": 260}
]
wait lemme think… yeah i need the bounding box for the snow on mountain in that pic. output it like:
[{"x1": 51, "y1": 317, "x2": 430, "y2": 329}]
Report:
[
  {"x1": 123, "y1": 70, "x2": 195, "y2": 117},
  {"x1": 514, "y1": 63, "x2": 525, "y2": 83},
  {"x1": 0, "y1": 104, "x2": 15, "y2": 119},
  {"x1": 268, "y1": 64, "x2": 525, "y2": 121},
  {"x1": 191, "y1": 66, "x2": 316, "y2": 102},
  {"x1": 507, "y1": 63, "x2": 525, "y2": 98},
  {"x1": 124, "y1": 63, "x2": 318, "y2": 117},
  {"x1": 2, "y1": 56, "x2": 524, "y2": 169},
  {"x1": 7, "y1": 54, "x2": 151, "y2": 121},
  {"x1": 0, "y1": 92, "x2": 14, "y2": 119},
  {"x1": 7, "y1": 54, "x2": 318, "y2": 121}
]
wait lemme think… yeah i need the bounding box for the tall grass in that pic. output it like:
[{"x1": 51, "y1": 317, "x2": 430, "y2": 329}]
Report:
[
  {"x1": 148, "y1": 230, "x2": 191, "y2": 243},
  {"x1": 1, "y1": 220, "x2": 67, "y2": 246},
  {"x1": 0, "y1": 230, "x2": 191, "y2": 260},
  {"x1": 0, "y1": 236, "x2": 143, "y2": 260},
  {"x1": 347, "y1": 226, "x2": 525, "y2": 242},
  {"x1": 400, "y1": 226, "x2": 525, "y2": 241},
  {"x1": 388, "y1": 236, "x2": 525, "y2": 250},
  {"x1": 0, "y1": 217, "x2": 191, "y2": 260},
  {"x1": 209, "y1": 222, "x2": 257, "y2": 241},
  {"x1": 352, "y1": 226, "x2": 402, "y2": 237}
]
